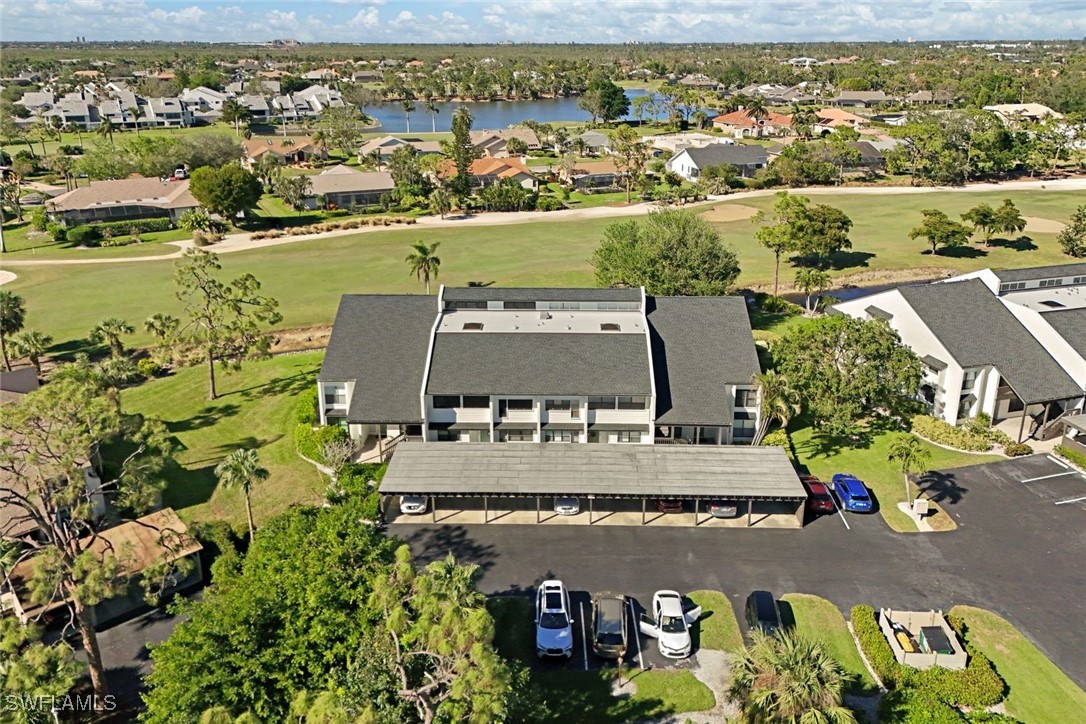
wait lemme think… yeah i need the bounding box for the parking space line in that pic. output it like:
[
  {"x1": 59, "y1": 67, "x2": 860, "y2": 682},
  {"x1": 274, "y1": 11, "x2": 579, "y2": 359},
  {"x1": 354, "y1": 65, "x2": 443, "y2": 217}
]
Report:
[
  {"x1": 1054, "y1": 495, "x2": 1086, "y2": 506},
  {"x1": 1020, "y1": 471, "x2": 1078, "y2": 484},
  {"x1": 580, "y1": 601, "x2": 588, "y2": 671},
  {"x1": 628, "y1": 598, "x2": 644, "y2": 670},
  {"x1": 1048, "y1": 455, "x2": 1070, "y2": 469},
  {"x1": 829, "y1": 494, "x2": 850, "y2": 530}
]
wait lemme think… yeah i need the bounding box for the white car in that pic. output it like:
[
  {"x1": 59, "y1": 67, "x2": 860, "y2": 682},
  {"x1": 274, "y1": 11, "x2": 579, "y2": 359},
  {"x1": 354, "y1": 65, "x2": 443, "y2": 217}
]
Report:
[
  {"x1": 535, "y1": 580, "x2": 574, "y2": 659},
  {"x1": 399, "y1": 495, "x2": 428, "y2": 515},
  {"x1": 639, "y1": 590, "x2": 702, "y2": 659},
  {"x1": 554, "y1": 496, "x2": 580, "y2": 515}
]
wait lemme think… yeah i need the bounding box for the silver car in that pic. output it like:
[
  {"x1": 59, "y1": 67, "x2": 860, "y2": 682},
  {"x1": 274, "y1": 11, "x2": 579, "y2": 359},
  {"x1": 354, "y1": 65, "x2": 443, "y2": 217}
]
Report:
[
  {"x1": 554, "y1": 496, "x2": 580, "y2": 515},
  {"x1": 399, "y1": 495, "x2": 428, "y2": 515}
]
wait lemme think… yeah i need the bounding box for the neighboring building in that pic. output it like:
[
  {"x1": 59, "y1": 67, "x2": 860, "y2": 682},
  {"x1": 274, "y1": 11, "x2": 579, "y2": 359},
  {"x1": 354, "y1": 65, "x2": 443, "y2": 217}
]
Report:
[
  {"x1": 236, "y1": 94, "x2": 272, "y2": 122},
  {"x1": 307, "y1": 166, "x2": 395, "y2": 209},
  {"x1": 357, "y1": 135, "x2": 443, "y2": 161},
  {"x1": 470, "y1": 128, "x2": 542, "y2": 157},
  {"x1": 1, "y1": 508, "x2": 203, "y2": 627},
  {"x1": 565, "y1": 159, "x2": 620, "y2": 190},
  {"x1": 832, "y1": 265, "x2": 1086, "y2": 441},
  {"x1": 711, "y1": 110, "x2": 792, "y2": 138},
  {"x1": 578, "y1": 130, "x2": 612, "y2": 154},
  {"x1": 813, "y1": 107, "x2": 867, "y2": 133},
  {"x1": 666, "y1": 144, "x2": 769, "y2": 180},
  {"x1": 905, "y1": 90, "x2": 955, "y2": 105},
  {"x1": 144, "y1": 97, "x2": 194, "y2": 127},
  {"x1": 242, "y1": 136, "x2": 323, "y2": 166},
  {"x1": 318, "y1": 287, "x2": 762, "y2": 450},
  {"x1": 648, "y1": 132, "x2": 735, "y2": 155},
  {"x1": 180, "y1": 86, "x2": 229, "y2": 120},
  {"x1": 439, "y1": 157, "x2": 538, "y2": 190},
  {"x1": 48, "y1": 177, "x2": 199, "y2": 224},
  {"x1": 828, "y1": 90, "x2": 892, "y2": 108},
  {"x1": 982, "y1": 103, "x2": 1062, "y2": 125}
]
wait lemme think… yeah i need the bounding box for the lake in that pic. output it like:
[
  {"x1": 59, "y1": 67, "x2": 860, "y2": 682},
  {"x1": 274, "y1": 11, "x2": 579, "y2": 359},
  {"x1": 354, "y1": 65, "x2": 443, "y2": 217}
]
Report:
[{"x1": 362, "y1": 89, "x2": 705, "y2": 134}]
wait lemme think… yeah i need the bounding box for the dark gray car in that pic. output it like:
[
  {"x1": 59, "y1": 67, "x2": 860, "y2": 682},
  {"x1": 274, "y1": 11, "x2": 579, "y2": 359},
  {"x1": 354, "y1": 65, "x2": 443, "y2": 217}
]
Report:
[{"x1": 591, "y1": 592, "x2": 628, "y2": 659}]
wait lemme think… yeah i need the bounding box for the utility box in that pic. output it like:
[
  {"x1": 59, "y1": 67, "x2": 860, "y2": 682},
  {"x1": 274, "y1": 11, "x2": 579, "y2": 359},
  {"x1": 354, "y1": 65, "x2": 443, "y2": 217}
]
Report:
[{"x1": 912, "y1": 498, "x2": 930, "y2": 517}]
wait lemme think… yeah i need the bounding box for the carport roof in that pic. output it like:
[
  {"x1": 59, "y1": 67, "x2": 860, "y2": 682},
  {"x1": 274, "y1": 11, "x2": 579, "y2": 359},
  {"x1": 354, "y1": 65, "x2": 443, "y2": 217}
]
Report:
[{"x1": 381, "y1": 442, "x2": 806, "y2": 499}]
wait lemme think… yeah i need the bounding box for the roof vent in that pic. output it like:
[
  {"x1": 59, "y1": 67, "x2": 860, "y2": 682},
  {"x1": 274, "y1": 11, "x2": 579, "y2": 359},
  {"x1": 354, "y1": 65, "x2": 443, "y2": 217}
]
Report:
[
  {"x1": 600, "y1": 323, "x2": 621, "y2": 331},
  {"x1": 462, "y1": 322, "x2": 484, "y2": 331},
  {"x1": 540, "y1": 312, "x2": 551, "y2": 320}
]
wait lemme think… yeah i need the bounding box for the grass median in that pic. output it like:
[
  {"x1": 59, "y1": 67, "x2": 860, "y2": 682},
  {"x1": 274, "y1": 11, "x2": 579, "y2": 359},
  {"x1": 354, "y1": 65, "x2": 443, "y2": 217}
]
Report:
[{"x1": 782, "y1": 593, "x2": 876, "y2": 694}]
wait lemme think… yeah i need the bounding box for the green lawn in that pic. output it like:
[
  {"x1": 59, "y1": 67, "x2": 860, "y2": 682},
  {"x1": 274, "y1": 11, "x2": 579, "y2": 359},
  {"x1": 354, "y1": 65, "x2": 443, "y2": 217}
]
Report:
[
  {"x1": 687, "y1": 590, "x2": 744, "y2": 652},
  {"x1": 487, "y1": 596, "x2": 715, "y2": 722},
  {"x1": 950, "y1": 606, "x2": 1086, "y2": 723},
  {"x1": 790, "y1": 426, "x2": 1001, "y2": 532},
  {"x1": 5, "y1": 124, "x2": 237, "y2": 158},
  {"x1": 117, "y1": 351, "x2": 326, "y2": 529},
  {"x1": 781, "y1": 593, "x2": 876, "y2": 694},
  {"x1": 1, "y1": 220, "x2": 187, "y2": 259}
]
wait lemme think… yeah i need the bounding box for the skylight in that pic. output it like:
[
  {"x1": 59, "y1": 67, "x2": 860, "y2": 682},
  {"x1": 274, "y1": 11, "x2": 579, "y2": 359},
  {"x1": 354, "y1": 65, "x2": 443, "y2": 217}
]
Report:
[
  {"x1": 462, "y1": 322, "x2": 484, "y2": 331},
  {"x1": 600, "y1": 323, "x2": 621, "y2": 331}
]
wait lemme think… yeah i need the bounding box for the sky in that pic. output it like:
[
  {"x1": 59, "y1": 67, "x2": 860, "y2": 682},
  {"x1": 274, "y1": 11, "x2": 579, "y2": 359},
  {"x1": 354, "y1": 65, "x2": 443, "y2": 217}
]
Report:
[{"x1": 2, "y1": 0, "x2": 1085, "y2": 44}]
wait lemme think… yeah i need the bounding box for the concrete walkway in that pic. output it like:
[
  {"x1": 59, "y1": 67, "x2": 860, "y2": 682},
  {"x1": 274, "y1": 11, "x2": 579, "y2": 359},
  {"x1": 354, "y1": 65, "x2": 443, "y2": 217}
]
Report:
[{"x1": 3, "y1": 177, "x2": 1083, "y2": 269}]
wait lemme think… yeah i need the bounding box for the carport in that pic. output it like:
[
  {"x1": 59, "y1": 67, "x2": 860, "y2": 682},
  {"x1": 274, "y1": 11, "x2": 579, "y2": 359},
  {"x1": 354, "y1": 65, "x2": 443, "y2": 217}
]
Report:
[{"x1": 381, "y1": 442, "x2": 808, "y2": 527}]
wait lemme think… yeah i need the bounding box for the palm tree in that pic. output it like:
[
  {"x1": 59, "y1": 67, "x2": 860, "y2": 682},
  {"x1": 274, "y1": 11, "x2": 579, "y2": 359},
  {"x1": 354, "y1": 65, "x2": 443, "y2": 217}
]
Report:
[
  {"x1": 425, "y1": 96, "x2": 440, "y2": 133},
  {"x1": 90, "y1": 317, "x2": 135, "y2": 358},
  {"x1": 887, "y1": 434, "x2": 932, "y2": 505},
  {"x1": 311, "y1": 129, "x2": 329, "y2": 157},
  {"x1": 405, "y1": 240, "x2": 441, "y2": 294},
  {"x1": 8, "y1": 329, "x2": 53, "y2": 375},
  {"x1": 220, "y1": 98, "x2": 251, "y2": 137},
  {"x1": 795, "y1": 268, "x2": 832, "y2": 314},
  {"x1": 214, "y1": 448, "x2": 269, "y2": 541},
  {"x1": 96, "y1": 117, "x2": 116, "y2": 149},
  {"x1": 729, "y1": 629, "x2": 857, "y2": 724},
  {"x1": 752, "y1": 370, "x2": 801, "y2": 445},
  {"x1": 127, "y1": 106, "x2": 141, "y2": 136},
  {"x1": 401, "y1": 97, "x2": 416, "y2": 133},
  {"x1": 743, "y1": 96, "x2": 769, "y2": 123},
  {"x1": 0, "y1": 290, "x2": 27, "y2": 371},
  {"x1": 429, "y1": 188, "x2": 452, "y2": 219},
  {"x1": 419, "y1": 553, "x2": 482, "y2": 610},
  {"x1": 791, "y1": 107, "x2": 818, "y2": 140}
]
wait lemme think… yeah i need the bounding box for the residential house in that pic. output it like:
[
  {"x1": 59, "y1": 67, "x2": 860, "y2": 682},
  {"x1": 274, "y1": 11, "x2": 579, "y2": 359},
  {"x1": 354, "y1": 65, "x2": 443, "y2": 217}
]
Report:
[
  {"x1": 711, "y1": 110, "x2": 792, "y2": 139},
  {"x1": 666, "y1": 144, "x2": 769, "y2": 180},
  {"x1": 905, "y1": 90, "x2": 954, "y2": 105},
  {"x1": 578, "y1": 130, "x2": 612, "y2": 154},
  {"x1": 236, "y1": 94, "x2": 272, "y2": 122},
  {"x1": 469, "y1": 128, "x2": 542, "y2": 157},
  {"x1": 565, "y1": 159, "x2": 621, "y2": 190},
  {"x1": 318, "y1": 287, "x2": 762, "y2": 448},
  {"x1": 846, "y1": 140, "x2": 887, "y2": 170},
  {"x1": 357, "y1": 135, "x2": 443, "y2": 162},
  {"x1": 225, "y1": 79, "x2": 281, "y2": 95},
  {"x1": 180, "y1": 86, "x2": 229, "y2": 121},
  {"x1": 1, "y1": 508, "x2": 203, "y2": 627},
  {"x1": 812, "y1": 107, "x2": 867, "y2": 134},
  {"x1": 439, "y1": 157, "x2": 538, "y2": 190},
  {"x1": 982, "y1": 103, "x2": 1062, "y2": 125},
  {"x1": 828, "y1": 90, "x2": 893, "y2": 108},
  {"x1": 242, "y1": 136, "x2": 323, "y2": 166},
  {"x1": 13, "y1": 91, "x2": 55, "y2": 114},
  {"x1": 302, "y1": 68, "x2": 339, "y2": 82},
  {"x1": 293, "y1": 84, "x2": 345, "y2": 115},
  {"x1": 832, "y1": 265, "x2": 1086, "y2": 442},
  {"x1": 648, "y1": 133, "x2": 735, "y2": 156},
  {"x1": 48, "y1": 177, "x2": 199, "y2": 224},
  {"x1": 307, "y1": 165, "x2": 395, "y2": 209},
  {"x1": 144, "y1": 97, "x2": 193, "y2": 127},
  {"x1": 677, "y1": 73, "x2": 719, "y2": 90}
]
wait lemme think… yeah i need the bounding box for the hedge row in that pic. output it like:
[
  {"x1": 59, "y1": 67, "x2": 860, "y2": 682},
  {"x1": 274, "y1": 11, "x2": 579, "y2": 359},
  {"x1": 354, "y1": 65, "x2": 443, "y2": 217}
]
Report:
[
  {"x1": 294, "y1": 387, "x2": 318, "y2": 425},
  {"x1": 851, "y1": 605, "x2": 1005, "y2": 708},
  {"x1": 1055, "y1": 444, "x2": 1086, "y2": 470},
  {"x1": 294, "y1": 423, "x2": 348, "y2": 465},
  {"x1": 249, "y1": 215, "x2": 417, "y2": 240},
  {"x1": 911, "y1": 415, "x2": 991, "y2": 452}
]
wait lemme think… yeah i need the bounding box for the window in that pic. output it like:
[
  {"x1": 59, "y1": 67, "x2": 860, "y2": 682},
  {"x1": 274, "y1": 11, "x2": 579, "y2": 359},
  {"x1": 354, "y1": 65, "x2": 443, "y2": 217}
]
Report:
[
  {"x1": 323, "y1": 385, "x2": 347, "y2": 407},
  {"x1": 1039, "y1": 279, "x2": 1062, "y2": 288},
  {"x1": 616, "y1": 431, "x2": 642, "y2": 443},
  {"x1": 432, "y1": 395, "x2": 460, "y2": 409},
  {"x1": 462, "y1": 395, "x2": 490, "y2": 408},
  {"x1": 499, "y1": 430, "x2": 534, "y2": 442},
  {"x1": 616, "y1": 396, "x2": 647, "y2": 410},
  {"x1": 735, "y1": 389, "x2": 758, "y2": 407},
  {"x1": 1074, "y1": 276, "x2": 1086, "y2": 285},
  {"x1": 732, "y1": 417, "x2": 756, "y2": 437},
  {"x1": 544, "y1": 430, "x2": 574, "y2": 442},
  {"x1": 446, "y1": 301, "x2": 486, "y2": 309},
  {"x1": 434, "y1": 429, "x2": 459, "y2": 442},
  {"x1": 588, "y1": 396, "x2": 615, "y2": 410},
  {"x1": 504, "y1": 301, "x2": 536, "y2": 309},
  {"x1": 999, "y1": 281, "x2": 1026, "y2": 292},
  {"x1": 499, "y1": 399, "x2": 533, "y2": 416},
  {"x1": 462, "y1": 322, "x2": 485, "y2": 331},
  {"x1": 546, "y1": 399, "x2": 573, "y2": 411},
  {"x1": 961, "y1": 370, "x2": 978, "y2": 390},
  {"x1": 600, "y1": 323, "x2": 621, "y2": 331}
]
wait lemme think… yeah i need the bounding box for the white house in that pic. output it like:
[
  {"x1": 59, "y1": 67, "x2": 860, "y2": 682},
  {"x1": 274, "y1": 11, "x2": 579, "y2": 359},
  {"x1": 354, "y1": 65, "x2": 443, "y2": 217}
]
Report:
[
  {"x1": 666, "y1": 145, "x2": 769, "y2": 180},
  {"x1": 832, "y1": 264, "x2": 1086, "y2": 441},
  {"x1": 318, "y1": 287, "x2": 762, "y2": 450}
]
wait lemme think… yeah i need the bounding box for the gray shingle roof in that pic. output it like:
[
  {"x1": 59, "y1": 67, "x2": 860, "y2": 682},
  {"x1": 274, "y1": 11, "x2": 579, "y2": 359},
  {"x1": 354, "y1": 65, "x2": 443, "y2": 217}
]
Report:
[
  {"x1": 425, "y1": 333, "x2": 652, "y2": 396},
  {"x1": 381, "y1": 442, "x2": 805, "y2": 499},
  {"x1": 994, "y1": 263, "x2": 1086, "y2": 283},
  {"x1": 442, "y1": 287, "x2": 642, "y2": 303},
  {"x1": 1041, "y1": 308, "x2": 1086, "y2": 359},
  {"x1": 899, "y1": 279, "x2": 1082, "y2": 404},
  {"x1": 680, "y1": 144, "x2": 768, "y2": 168},
  {"x1": 320, "y1": 295, "x2": 438, "y2": 423},
  {"x1": 648, "y1": 296, "x2": 761, "y2": 425}
]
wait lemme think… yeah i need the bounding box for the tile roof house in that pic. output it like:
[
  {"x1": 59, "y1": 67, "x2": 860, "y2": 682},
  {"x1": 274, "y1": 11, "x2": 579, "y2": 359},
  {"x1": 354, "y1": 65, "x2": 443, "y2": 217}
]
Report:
[
  {"x1": 469, "y1": 128, "x2": 542, "y2": 157},
  {"x1": 242, "y1": 136, "x2": 323, "y2": 166},
  {"x1": 832, "y1": 267, "x2": 1086, "y2": 440},
  {"x1": 828, "y1": 90, "x2": 893, "y2": 108},
  {"x1": 318, "y1": 287, "x2": 762, "y2": 447},
  {"x1": 982, "y1": 103, "x2": 1062, "y2": 124},
  {"x1": 711, "y1": 110, "x2": 793, "y2": 138},
  {"x1": 48, "y1": 177, "x2": 199, "y2": 223},
  {"x1": 666, "y1": 144, "x2": 769, "y2": 180},
  {"x1": 357, "y1": 135, "x2": 443, "y2": 161},
  {"x1": 438, "y1": 157, "x2": 538, "y2": 190}
]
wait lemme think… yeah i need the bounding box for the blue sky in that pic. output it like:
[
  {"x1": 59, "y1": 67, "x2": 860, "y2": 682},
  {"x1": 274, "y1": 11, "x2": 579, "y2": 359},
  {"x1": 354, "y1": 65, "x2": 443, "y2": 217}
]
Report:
[{"x1": 2, "y1": 1, "x2": 1085, "y2": 43}]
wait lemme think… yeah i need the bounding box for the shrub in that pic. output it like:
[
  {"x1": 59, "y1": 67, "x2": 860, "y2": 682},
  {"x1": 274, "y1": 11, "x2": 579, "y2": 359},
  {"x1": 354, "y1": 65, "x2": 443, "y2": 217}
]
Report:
[
  {"x1": 323, "y1": 208, "x2": 350, "y2": 218},
  {"x1": 46, "y1": 222, "x2": 68, "y2": 242},
  {"x1": 192, "y1": 231, "x2": 210, "y2": 247},
  {"x1": 535, "y1": 196, "x2": 566, "y2": 212},
  {"x1": 878, "y1": 687, "x2": 963, "y2": 724},
  {"x1": 92, "y1": 217, "x2": 173, "y2": 235},
  {"x1": 100, "y1": 237, "x2": 138, "y2": 247},
  {"x1": 851, "y1": 605, "x2": 1005, "y2": 708},
  {"x1": 65, "y1": 225, "x2": 102, "y2": 245},
  {"x1": 910, "y1": 415, "x2": 991, "y2": 452},
  {"x1": 1055, "y1": 444, "x2": 1086, "y2": 470},
  {"x1": 294, "y1": 387, "x2": 318, "y2": 425},
  {"x1": 29, "y1": 208, "x2": 48, "y2": 231},
  {"x1": 137, "y1": 358, "x2": 163, "y2": 378},
  {"x1": 753, "y1": 291, "x2": 801, "y2": 315},
  {"x1": 760, "y1": 428, "x2": 789, "y2": 449},
  {"x1": 57, "y1": 144, "x2": 83, "y2": 156},
  {"x1": 1003, "y1": 442, "x2": 1033, "y2": 457},
  {"x1": 294, "y1": 423, "x2": 349, "y2": 465}
]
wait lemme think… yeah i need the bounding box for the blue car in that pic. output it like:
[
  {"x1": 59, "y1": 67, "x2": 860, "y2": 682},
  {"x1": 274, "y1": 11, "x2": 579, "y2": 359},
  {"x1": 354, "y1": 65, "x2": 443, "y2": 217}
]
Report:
[{"x1": 832, "y1": 474, "x2": 873, "y2": 512}]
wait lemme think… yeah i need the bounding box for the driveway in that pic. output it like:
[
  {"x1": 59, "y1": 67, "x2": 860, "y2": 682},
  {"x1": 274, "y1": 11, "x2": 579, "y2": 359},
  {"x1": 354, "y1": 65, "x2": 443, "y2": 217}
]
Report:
[{"x1": 397, "y1": 455, "x2": 1086, "y2": 688}]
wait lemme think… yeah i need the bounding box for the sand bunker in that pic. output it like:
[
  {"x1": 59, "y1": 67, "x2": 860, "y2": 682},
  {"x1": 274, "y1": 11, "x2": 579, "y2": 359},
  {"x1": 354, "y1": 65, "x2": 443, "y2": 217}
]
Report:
[
  {"x1": 700, "y1": 204, "x2": 760, "y2": 223},
  {"x1": 1023, "y1": 216, "x2": 1067, "y2": 234},
  {"x1": 0, "y1": 271, "x2": 16, "y2": 286}
]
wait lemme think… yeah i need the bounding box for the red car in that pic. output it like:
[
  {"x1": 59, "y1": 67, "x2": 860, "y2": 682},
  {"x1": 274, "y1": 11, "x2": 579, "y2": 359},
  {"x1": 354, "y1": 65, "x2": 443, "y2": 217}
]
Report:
[
  {"x1": 800, "y1": 475, "x2": 835, "y2": 514},
  {"x1": 655, "y1": 499, "x2": 684, "y2": 513}
]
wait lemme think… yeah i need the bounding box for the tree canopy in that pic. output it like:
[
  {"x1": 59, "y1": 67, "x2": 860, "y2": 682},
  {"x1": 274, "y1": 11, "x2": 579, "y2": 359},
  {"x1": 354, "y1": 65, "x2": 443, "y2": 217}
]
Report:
[
  {"x1": 578, "y1": 76, "x2": 629, "y2": 124},
  {"x1": 909, "y1": 209, "x2": 972, "y2": 255},
  {"x1": 593, "y1": 209, "x2": 740, "y2": 296},
  {"x1": 188, "y1": 163, "x2": 263, "y2": 220},
  {"x1": 773, "y1": 315, "x2": 922, "y2": 436}
]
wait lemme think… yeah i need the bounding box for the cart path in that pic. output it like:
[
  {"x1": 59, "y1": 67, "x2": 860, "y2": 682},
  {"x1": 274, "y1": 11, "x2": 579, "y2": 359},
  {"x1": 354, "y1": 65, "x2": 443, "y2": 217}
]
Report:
[{"x1": 3, "y1": 177, "x2": 1084, "y2": 268}]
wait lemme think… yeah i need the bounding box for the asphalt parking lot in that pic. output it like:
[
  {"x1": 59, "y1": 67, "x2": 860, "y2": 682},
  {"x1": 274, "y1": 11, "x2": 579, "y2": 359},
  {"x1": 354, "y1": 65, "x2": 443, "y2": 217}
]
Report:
[{"x1": 398, "y1": 455, "x2": 1086, "y2": 688}]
